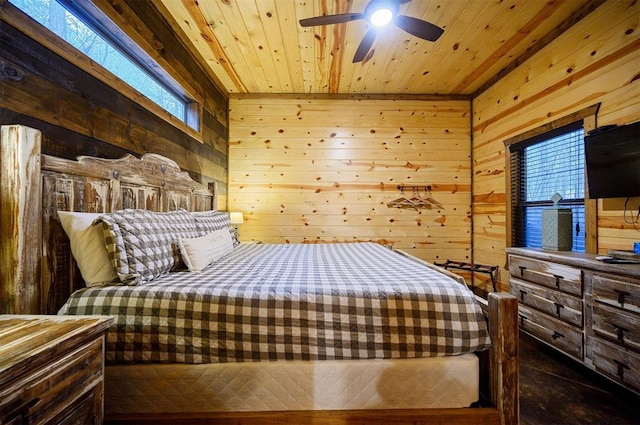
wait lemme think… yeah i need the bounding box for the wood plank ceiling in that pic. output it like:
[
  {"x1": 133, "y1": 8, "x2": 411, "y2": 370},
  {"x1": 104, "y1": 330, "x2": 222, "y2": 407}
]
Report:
[{"x1": 157, "y1": 0, "x2": 599, "y2": 96}]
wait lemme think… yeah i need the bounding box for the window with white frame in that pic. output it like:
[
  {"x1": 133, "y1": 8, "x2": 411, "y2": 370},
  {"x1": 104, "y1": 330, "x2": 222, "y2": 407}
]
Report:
[{"x1": 11, "y1": 0, "x2": 192, "y2": 126}]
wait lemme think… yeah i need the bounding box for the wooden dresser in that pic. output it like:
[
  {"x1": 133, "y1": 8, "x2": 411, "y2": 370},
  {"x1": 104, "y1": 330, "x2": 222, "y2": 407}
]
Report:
[
  {"x1": 0, "y1": 315, "x2": 113, "y2": 425},
  {"x1": 506, "y1": 248, "x2": 640, "y2": 393}
]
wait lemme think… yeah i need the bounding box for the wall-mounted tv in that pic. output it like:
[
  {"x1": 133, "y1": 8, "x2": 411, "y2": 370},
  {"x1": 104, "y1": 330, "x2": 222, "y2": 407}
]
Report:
[{"x1": 584, "y1": 121, "x2": 640, "y2": 199}]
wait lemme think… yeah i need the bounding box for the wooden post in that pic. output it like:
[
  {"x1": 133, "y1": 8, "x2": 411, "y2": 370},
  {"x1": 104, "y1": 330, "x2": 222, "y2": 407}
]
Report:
[
  {"x1": 0, "y1": 125, "x2": 42, "y2": 314},
  {"x1": 488, "y1": 292, "x2": 519, "y2": 425}
]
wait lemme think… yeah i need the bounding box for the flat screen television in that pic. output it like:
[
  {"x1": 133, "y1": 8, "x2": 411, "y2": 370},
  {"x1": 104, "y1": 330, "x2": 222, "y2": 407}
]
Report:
[{"x1": 584, "y1": 121, "x2": 640, "y2": 199}]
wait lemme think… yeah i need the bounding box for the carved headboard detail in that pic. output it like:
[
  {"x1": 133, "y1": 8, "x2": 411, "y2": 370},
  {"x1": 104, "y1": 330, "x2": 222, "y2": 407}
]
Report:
[
  {"x1": 42, "y1": 152, "x2": 217, "y2": 313},
  {"x1": 1, "y1": 125, "x2": 217, "y2": 314},
  {"x1": 42, "y1": 152, "x2": 215, "y2": 214}
]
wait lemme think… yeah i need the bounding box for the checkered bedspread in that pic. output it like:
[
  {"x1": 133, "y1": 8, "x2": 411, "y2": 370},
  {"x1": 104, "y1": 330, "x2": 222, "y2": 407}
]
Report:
[{"x1": 60, "y1": 242, "x2": 491, "y2": 364}]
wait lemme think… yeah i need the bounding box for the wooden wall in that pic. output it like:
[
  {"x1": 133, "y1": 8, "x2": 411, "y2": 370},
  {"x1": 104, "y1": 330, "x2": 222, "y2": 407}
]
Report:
[
  {"x1": 2, "y1": 0, "x2": 636, "y2": 304},
  {"x1": 0, "y1": 0, "x2": 228, "y2": 208},
  {"x1": 472, "y1": 0, "x2": 640, "y2": 290},
  {"x1": 228, "y1": 97, "x2": 472, "y2": 263},
  {"x1": 0, "y1": 0, "x2": 227, "y2": 313}
]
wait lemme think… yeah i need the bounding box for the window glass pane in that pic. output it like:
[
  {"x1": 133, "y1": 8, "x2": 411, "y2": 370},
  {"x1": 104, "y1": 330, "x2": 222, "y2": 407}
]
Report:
[
  {"x1": 524, "y1": 203, "x2": 585, "y2": 252},
  {"x1": 11, "y1": 0, "x2": 186, "y2": 121},
  {"x1": 518, "y1": 126, "x2": 585, "y2": 252},
  {"x1": 523, "y1": 205, "x2": 544, "y2": 248},
  {"x1": 524, "y1": 129, "x2": 584, "y2": 202},
  {"x1": 572, "y1": 205, "x2": 586, "y2": 252}
]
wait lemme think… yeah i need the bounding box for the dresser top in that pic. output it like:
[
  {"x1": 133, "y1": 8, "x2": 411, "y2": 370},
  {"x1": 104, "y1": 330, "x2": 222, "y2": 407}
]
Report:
[
  {"x1": 0, "y1": 315, "x2": 113, "y2": 386},
  {"x1": 506, "y1": 248, "x2": 640, "y2": 279}
]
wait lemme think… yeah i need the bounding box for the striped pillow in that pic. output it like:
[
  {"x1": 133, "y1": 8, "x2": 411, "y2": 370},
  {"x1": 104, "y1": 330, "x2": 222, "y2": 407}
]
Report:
[{"x1": 192, "y1": 210, "x2": 239, "y2": 247}]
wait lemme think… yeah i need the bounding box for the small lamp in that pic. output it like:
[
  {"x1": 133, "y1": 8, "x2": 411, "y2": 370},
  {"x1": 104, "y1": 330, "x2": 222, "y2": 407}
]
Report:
[{"x1": 229, "y1": 211, "x2": 244, "y2": 241}]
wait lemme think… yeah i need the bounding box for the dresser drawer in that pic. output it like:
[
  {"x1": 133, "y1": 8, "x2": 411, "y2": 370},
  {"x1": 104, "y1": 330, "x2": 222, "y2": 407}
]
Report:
[
  {"x1": 591, "y1": 272, "x2": 640, "y2": 314},
  {"x1": 592, "y1": 337, "x2": 640, "y2": 391},
  {"x1": 591, "y1": 303, "x2": 640, "y2": 353},
  {"x1": 0, "y1": 338, "x2": 103, "y2": 425},
  {"x1": 519, "y1": 305, "x2": 583, "y2": 360},
  {"x1": 510, "y1": 278, "x2": 582, "y2": 327},
  {"x1": 50, "y1": 388, "x2": 99, "y2": 425},
  {"x1": 509, "y1": 255, "x2": 582, "y2": 296}
]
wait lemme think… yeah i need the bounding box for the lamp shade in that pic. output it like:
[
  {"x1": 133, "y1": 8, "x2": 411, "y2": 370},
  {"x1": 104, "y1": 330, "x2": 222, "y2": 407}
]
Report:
[{"x1": 229, "y1": 211, "x2": 244, "y2": 225}]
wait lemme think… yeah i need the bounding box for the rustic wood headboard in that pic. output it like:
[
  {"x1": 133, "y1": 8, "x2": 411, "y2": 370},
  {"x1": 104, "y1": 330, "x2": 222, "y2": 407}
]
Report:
[{"x1": 1, "y1": 125, "x2": 216, "y2": 314}]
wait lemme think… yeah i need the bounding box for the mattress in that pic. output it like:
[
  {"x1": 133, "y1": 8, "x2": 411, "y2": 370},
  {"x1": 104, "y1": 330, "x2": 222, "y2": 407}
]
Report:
[
  {"x1": 60, "y1": 242, "x2": 491, "y2": 364},
  {"x1": 105, "y1": 354, "x2": 480, "y2": 414}
]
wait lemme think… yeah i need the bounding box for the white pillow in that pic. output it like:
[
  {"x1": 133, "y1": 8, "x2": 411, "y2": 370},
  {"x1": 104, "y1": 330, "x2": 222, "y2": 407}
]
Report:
[
  {"x1": 179, "y1": 229, "x2": 233, "y2": 272},
  {"x1": 58, "y1": 211, "x2": 118, "y2": 287}
]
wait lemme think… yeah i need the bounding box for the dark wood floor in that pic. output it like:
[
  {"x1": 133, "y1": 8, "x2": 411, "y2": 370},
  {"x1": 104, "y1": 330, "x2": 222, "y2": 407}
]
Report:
[{"x1": 519, "y1": 333, "x2": 639, "y2": 425}]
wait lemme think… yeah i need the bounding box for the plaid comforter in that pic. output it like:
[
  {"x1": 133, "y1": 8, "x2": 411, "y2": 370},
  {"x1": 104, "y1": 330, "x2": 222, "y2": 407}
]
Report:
[{"x1": 60, "y1": 242, "x2": 491, "y2": 364}]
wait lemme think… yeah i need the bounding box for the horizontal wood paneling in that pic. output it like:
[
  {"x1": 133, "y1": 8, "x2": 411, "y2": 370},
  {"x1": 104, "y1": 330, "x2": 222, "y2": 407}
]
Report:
[
  {"x1": 472, "y1": 0, "x2": 640, "y2": 290},
  {"x1": 0, "y1": 1, "x2": 229, "y2": 314},
  {"x1": 229, "y1": 97, "x2": 471, "y2": 263},
  {"x1": 0, "y1": 1, "x2": 228, "y2": 207}
]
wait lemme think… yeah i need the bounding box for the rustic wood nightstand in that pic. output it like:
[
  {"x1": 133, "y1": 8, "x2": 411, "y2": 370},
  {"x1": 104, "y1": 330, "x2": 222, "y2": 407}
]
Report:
[{"x1": 0, "y1": 315, "x2": 113, "y2": 425}]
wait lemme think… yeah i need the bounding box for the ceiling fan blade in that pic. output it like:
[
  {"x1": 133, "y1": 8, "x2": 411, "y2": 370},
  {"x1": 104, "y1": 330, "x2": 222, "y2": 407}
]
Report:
[
  {"x1": 394, "y1": 15, "x2": 444, "y2": 42},
  {"x1": 353, "y1": 27, "x2": 377, "y2": 63},
  {"x1": 299, "y1": 13, "x2": 364, "y2": 27}
]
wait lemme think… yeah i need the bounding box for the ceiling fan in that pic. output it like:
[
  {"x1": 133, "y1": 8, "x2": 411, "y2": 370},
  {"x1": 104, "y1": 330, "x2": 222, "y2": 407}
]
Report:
[{"x1": 299, "y1": 0, "x2": 444, "y2": 63}]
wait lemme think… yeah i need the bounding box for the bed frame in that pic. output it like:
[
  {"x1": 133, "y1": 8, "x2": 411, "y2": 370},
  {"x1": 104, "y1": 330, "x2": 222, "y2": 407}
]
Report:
[{"x1": 1, "y1": 125, "x2": 518, "y2": 425}]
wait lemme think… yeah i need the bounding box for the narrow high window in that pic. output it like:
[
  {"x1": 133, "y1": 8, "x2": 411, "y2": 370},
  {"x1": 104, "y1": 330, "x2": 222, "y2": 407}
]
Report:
[{"x1": 11, "y1": 0, "x2": 193, "y2": 126}]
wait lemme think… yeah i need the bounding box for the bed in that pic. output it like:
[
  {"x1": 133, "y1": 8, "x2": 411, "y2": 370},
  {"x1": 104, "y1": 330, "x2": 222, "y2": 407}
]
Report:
[{"x1": 2, "y1": 125, "x2": 518, "y2": 425}]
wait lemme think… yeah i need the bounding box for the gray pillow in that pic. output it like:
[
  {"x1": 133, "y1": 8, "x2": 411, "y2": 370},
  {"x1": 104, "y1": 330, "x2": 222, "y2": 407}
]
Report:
[{"x1": 97, "y1": 209, "x2": 199, "y2": 283}]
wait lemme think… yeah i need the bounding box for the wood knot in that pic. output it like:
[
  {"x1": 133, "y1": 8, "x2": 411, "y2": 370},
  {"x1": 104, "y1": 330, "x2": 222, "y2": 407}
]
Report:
[
  {"x1": 0, "y1": 62, "x2": 24, "y2": 81},
  {"x1": 152, "y1": 39, "x2": 164, "y2": 52}
]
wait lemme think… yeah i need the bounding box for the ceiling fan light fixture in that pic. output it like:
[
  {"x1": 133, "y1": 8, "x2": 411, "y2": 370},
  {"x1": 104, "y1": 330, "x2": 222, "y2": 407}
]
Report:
[
  {"x1": 299, "y1": 0, "x2": 445, "y2": 63},
  {"x1": 369, "y1": 8, "x2": 394, "y2": 26}
]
